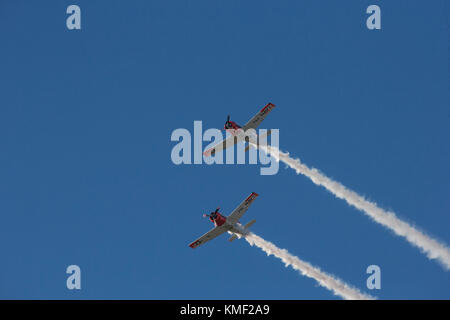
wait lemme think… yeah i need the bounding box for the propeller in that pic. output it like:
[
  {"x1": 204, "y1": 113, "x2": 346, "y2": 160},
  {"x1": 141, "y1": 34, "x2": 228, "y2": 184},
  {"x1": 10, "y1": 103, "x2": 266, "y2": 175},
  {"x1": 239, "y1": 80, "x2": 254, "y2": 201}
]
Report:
[
  {"x1": 204, "y1": 207, "x2": 220, "y2": 219},
  {"x1": 224, "y1": 115, "x2": 231, "y2": 129}
]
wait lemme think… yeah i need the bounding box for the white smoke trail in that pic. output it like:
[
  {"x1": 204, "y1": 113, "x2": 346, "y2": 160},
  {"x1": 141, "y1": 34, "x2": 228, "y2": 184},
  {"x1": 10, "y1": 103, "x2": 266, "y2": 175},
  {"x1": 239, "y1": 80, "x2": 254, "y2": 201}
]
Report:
[
  {"x1": 255, "y1": 143, "x2": 450, "y2": 270},
  {"x1": 245, "y1": 232, "x2": 374, "y2": 300}
]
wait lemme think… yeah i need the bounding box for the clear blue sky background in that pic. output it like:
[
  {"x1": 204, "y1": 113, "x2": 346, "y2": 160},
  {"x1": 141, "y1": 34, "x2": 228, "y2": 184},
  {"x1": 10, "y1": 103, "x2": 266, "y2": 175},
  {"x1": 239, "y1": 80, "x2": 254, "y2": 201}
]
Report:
[{"x1": 1, "y1": 1, "x2": 449, "y2": 299}]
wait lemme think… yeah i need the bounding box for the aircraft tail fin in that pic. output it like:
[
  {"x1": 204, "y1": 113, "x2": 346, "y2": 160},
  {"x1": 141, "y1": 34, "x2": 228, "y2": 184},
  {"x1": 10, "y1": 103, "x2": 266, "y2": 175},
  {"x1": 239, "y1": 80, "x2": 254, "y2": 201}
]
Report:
[
  {"x1": 229, "y1": 220, "x2": 256, "y2": 242},
  {"x1": 228, "y1": 219, "x2": 257, "y2": 242}
]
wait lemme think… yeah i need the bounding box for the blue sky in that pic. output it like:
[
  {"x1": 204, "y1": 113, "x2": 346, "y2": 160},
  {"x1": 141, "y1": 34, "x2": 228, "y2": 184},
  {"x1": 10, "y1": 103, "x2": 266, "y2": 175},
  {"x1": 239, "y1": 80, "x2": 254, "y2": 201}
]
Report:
[{"x1": 0, "y1": 1, "x2": 449, "y2": 299}]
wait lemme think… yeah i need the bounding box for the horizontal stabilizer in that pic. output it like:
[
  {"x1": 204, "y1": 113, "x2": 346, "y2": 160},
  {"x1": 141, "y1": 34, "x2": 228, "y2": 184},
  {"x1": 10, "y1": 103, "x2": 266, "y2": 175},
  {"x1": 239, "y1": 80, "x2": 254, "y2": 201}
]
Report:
[
  {"x1": 244, "y1": 219, "x2": 256, "y2": 229},
  {"x1": 228, "y1": 220, "x2": 256, "y2": 242}
]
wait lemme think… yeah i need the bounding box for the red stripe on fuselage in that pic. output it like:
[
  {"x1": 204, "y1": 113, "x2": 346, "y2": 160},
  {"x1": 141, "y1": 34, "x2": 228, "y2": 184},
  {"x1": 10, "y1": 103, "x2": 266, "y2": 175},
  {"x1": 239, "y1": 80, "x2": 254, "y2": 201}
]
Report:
[{"x1": 213, "y1": 213, "x2": 227, "y2": 227}]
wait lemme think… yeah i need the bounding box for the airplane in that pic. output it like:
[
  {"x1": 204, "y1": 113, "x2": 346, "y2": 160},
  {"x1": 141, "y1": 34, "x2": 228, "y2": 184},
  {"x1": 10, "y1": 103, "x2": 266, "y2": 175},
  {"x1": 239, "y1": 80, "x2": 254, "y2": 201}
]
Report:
[
  {"x1": 189, "y1": 192, "x2": 259, "y2": 248},
  {"x1": 203, "y1": 102, "x2": 276, "y2": 157}
]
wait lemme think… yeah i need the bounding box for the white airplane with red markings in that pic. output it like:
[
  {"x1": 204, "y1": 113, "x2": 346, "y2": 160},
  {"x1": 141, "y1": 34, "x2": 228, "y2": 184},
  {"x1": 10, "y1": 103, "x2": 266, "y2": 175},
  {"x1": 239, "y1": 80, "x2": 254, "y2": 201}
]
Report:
[
  {"x1": 203, "y1": 103, "x2": 276, "y2": 157},
  {"x1": 189, "y1": 192, "x2": 259, "y2": 249}
]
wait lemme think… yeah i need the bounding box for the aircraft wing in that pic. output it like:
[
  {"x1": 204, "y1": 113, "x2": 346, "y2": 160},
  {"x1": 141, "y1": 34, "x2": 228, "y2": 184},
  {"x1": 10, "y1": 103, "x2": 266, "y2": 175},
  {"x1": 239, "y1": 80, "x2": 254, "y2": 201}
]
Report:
[
  {"x1": 203, "y1": 135, "x2": 239, "y2": 157},
  {"x1": 226, "y1": 192, "x2": 259, "y2": 225},
  {"x1": 189, "y1": 224, "x2": 230, "y2": 249},
  {"x1": 243, "y1": 103, "x2": 275, "y2": 131}
]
